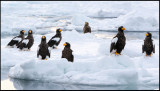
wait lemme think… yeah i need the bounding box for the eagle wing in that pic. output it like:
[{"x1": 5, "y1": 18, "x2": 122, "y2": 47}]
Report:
[
  {"x1": 37, "y1": 45, "x2": 40, "y2": 58},
  {"x1": 110, "y1": 37, "x2": 118, "y2": 53},
  {"x1": 152, "y1": 40, "x2": 155, "y2": 53},
  {"x1": 22, "y1": 39, "x2": 29, "y2": 45},
  {"x1": 52, "y1": 37, "x2": 60, "y2": 43},
  {"x1": 7, "y1": 36, "x2": 22, "y2": 46},
  {"x1": 153, "y1": 45, "x2": 155, "y2": 53},
  {"x1": 46, "y1": 44, "x2": 50, "y2": 58},
  {"x1": 142, "y1": 45, "x2": 144, "y2": 53},
  {"x1": 48, "y1": 36, "x2": 60, "y2": 47},
  {"x1": 13, "y1": 37, "x2": 22, "y2": 42},
  {"x1": 17, "y1": 38, "x2": 29, "y2": 49}
]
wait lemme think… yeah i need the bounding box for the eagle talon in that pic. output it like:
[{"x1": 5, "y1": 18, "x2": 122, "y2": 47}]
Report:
[
  {"x1": 115, "y1": 52, "x2": 120, "y2": 56},
  {"x1": 145, "y1": 54, "x2": 152, "y2": 57}
]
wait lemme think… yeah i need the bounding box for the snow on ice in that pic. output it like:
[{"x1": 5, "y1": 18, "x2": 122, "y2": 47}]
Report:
[
  {"x1": 1, "y1": 30, "x2": 159, "y2": 85},
  {"x1": 1, "y1": 1, "x2": 159, "y2": 86},
  {"x1": 1, "y1": 1, "x2": 159, "y2": 36}
]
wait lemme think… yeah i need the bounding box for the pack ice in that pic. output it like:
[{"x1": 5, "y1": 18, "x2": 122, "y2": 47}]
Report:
[{"x1": 1, "y1": 30, "x2": 158, "y2": 85}]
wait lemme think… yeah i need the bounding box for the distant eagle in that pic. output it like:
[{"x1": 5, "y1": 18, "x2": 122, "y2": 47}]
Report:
[{"x1": 83, "y1": 22, "x2": 91, "y2": 34}]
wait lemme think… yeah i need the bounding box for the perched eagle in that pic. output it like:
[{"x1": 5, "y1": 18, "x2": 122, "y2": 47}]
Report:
[
  {"x1": 62, "y1": 42, "x2": 74, "y2": 62},
  {"x1": 142, "y1": 32, "x2": 155, "y2": 56},
  {"x1": 83, "y1": 22, "x2": 91, "y2": 34},
  {"x1": 7, "y1": 30, "x2": 25, "y2": 47},
  {"x1": 37, "y1": 36, "x2": 50, "y2": 60},
  {"x1": 17, "y1": 30, "x2": 34, "y2": 51},
  {"x1": 48, "y1": 29, "x2": 62, "y2": 49},
  {"x1": 110, "y1": 26, "x2": 126, "y2": 56}
]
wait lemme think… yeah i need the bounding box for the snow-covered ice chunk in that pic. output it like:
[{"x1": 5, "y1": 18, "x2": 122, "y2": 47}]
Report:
[{"x1": 1, "y1": 30, "x2": 159, "y2": 86}]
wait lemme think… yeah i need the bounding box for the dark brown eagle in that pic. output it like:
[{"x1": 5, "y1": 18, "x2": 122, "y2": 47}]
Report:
[
  {"x1": 37, "y1": 36, "x2": 50, "y2": 60},
  {"x1": 48, "y1": 29, "x2": 62, "y2": 49},
  {"x1": 110, "y1": 26, "x2": 126, "y2": 56},
  {"x1": 7, "y1": 30, "x2": 25, "y2": 47},
  {"x1": 83, "y1": 22, "x2": 91, "y2": 34},
  {"x1": 62, "y1": 42, "x2": 74, "y2": 62},
  {"x1": 142, "y1": 32, "x2": 155, "y2": 56},
  {"x1": 17, "y1": 30, "x2": 34, "y2": 51}
]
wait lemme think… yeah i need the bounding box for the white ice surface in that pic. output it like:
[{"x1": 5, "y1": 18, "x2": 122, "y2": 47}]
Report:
[
  {"x1": 1, "y1": 1, "x2": 159, "y2": 86},
  {"x1": 1, "y1": 1, "x2": 159, "y2": 36},
  {"x1": 1, "y1": 30, "x2": 159, "y2": 85}
]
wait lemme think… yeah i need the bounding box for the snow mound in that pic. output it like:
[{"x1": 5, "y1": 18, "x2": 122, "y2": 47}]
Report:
[
  {"x1": 9, "y1": 57, "x2": 138, "y2": 85},
  {"x1": 89, "y1": 9, "x2": 125, "y2": 18},
  {"x1": 1, "y1": 1, "x2": 159, "y2": 34},
  {"x1": 116, "y1": 6, "x2": 159, "y2": 31},
  {"x1": 8, "y1": 54, "x2": 159, "y2": 85},
  {"x1": 71, "y1": 14, "x2": 97, "y2": 31}
]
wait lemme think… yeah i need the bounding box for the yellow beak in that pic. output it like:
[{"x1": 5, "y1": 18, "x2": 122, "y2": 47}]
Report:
[
  {"x1": 29, "y1": 31, "x2": 32, "y2": 33},
  {"x1": 59, "y1": 29, "x2": 62, "y2": 32},
  {"x1": 42, "y1": 36, "x2": 45, "y2": 39},
  {"x1": 122, "y1": 27, "x2": 125, "y2": 30},
  {"x1": 63, "y1": 43, "x2": 67, "y2": 46},
  {"x1": 146, "y1": 33, "x2": 149, "y2": 36},
  {"x1": 22, "y1": 30, "x2": 25, "y2": 33}
]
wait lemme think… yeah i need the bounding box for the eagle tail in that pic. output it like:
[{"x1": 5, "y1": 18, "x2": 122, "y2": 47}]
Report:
[
  {"x1": 110, "y1": 42, "x2": 115, "y2": 53},
  {"x1": 153, "y1": 45, "x2": 155, "y2": 53},
  {"x1": 142, "y1": 45, "x2": 144, "y2": 53}
]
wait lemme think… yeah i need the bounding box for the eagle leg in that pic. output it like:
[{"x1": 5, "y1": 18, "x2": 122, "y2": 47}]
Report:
[
  {"x1": 145, "y1": 54, "x2": 152, "y2": 57},
  {"x1": 115, "y1": 51, "x2": 120, "y2": 56}
]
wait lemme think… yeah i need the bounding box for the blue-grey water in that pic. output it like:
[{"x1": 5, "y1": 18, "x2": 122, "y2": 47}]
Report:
[{"x1": 1, "y1": 68, "x2": 159, "y2": 90}]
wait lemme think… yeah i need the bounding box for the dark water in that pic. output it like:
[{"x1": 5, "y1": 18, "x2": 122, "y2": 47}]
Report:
[
  {"x1": 1, "y1": 14, "x2": 159, "y2": 40},
  {"x1": 1, "y1": 68, "x2": 159, "y2": 90},
  {"x1": 93, "y1": 31, "x2": 159, "y2": 40},
  {"x1": 3, "y1": 29, "x2": 159, "y2": 41}
]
